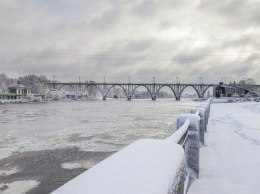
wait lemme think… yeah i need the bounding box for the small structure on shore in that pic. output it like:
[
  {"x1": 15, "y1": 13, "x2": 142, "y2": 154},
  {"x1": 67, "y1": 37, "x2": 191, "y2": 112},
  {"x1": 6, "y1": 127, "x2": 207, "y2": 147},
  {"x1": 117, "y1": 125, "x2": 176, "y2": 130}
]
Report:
[
  {"x1": 0, "y1": 80, "x2": 45, "y2": 102},
  {"x1": 0, "y1": 80, "x2": 32, "y2": 100}
]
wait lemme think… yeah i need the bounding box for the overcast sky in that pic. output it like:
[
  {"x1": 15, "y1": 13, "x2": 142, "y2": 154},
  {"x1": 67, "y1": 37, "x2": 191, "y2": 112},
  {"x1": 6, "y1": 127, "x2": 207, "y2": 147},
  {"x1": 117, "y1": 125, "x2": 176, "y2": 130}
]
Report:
[{"x1": 0, "y1": 0, "x2": 259, "y2": 83}]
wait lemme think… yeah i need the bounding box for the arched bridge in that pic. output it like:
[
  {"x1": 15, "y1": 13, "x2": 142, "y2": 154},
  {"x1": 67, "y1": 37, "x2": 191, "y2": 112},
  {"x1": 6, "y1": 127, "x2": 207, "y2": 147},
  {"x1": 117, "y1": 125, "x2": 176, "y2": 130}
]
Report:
[{"x1": 45, "y1": 82, "x2": 216, "y2": 101}]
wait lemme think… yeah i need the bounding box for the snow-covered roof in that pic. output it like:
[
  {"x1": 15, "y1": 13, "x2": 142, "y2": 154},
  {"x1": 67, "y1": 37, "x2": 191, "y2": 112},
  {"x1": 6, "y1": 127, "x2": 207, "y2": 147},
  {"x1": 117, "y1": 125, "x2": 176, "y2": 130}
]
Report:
[{"x1": 8, "y1": 84, "x2": 31, "y2": 89}]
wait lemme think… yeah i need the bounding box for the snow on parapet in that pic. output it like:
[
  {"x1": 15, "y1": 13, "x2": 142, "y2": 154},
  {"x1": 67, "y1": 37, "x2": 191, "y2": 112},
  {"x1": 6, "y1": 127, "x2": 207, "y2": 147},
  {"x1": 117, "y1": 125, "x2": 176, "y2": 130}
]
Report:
[
  {"x1": 52, "y1": 139, "x2": 185, "y2": 194},
  {"x1": 166, "y1": 119, "x2": 190, "y2": 144},
  {"x1": 178, "y1": 114, "x2": 200, "y2": 128}
]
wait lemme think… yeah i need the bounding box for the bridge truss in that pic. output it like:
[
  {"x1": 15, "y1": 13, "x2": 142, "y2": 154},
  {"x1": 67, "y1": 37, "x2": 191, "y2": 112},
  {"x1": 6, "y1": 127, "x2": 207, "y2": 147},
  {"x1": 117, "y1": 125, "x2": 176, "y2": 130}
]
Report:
[{"x1": 45, "y1": 82, "x2": 215, "y2": 101}]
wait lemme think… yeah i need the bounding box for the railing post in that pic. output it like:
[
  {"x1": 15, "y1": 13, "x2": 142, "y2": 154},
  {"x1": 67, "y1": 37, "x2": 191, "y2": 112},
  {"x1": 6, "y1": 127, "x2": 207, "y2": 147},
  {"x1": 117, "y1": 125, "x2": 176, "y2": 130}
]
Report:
[
  {"x1": 177, "y1": 114, "x2": 200, "y2": 180},
  {"x1": 191, "y1": 108, "x2": 206, "y2": 146},
  {"x1": 200, "y1": 101, "x2": 211, "y2": 128}
]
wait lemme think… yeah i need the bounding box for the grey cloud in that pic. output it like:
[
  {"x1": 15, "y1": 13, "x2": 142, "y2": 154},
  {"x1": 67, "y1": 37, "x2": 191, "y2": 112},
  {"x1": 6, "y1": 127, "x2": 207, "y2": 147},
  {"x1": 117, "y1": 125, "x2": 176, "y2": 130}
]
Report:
[
  {"x1": 131, "y1": 0, "x2": 159, "y2": 19},
  {"x1": 0, "y1": 0, "x2": 260, "y2": 83},
  {"x1": 173, "y1": 55, "x2": 207, "y2": 65},
  {"x1": 131, "y1": 0, "x2": 185, "y2": 19},
  {"x1": 90, "y1": 7, "x2": 123, "y2": 30},
  {"x1": 212, "y1": 54, "x2": 260, "y2": 80},
  {"x1": 220, "y1": 35, "x2": 260, "y2": 50},
  {"x1": 198, "y1": 0, "x2": 260, "y2": 28}
]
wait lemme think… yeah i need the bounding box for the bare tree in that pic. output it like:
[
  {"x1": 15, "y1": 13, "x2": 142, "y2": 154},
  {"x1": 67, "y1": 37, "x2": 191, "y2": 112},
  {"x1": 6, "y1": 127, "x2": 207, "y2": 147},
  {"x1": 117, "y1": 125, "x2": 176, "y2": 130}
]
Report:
[
  {"x1": 19, "y1": 74, "x2": 50, "y2": 94},
  {"x1": 0, "y1": 73, "x2": 15, "y2": 92},
  {"x1": 84, "y1": 80, "x2": 99, "y2": 98},
  {"x1": 238, "y1": 78, "x2": 256, "y2": 86}
]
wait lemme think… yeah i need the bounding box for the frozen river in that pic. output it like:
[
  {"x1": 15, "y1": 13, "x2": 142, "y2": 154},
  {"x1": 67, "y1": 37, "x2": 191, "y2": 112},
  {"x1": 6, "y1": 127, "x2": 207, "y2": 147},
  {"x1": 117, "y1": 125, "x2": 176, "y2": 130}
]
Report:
[{"x1": 0, "y1": 99, "x2": 200, "y2": 193}]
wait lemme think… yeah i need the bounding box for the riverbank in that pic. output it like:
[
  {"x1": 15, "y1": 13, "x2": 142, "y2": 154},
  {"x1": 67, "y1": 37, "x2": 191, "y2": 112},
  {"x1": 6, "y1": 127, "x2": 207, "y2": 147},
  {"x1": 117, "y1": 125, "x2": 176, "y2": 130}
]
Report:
[
  {"x1": 188, "y1": 102, "x2": 260, "y2": 194},
  {"x1": 0, "y1": 97, "x2": 43, "y2": 104}
]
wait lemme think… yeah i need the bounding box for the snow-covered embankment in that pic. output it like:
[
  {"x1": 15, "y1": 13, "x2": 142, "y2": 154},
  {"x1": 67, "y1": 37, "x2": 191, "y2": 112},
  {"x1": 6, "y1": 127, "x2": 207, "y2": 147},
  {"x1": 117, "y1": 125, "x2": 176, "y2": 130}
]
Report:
[{"x1": 188, "y1": 102, "x2": 260, "y2": 194}]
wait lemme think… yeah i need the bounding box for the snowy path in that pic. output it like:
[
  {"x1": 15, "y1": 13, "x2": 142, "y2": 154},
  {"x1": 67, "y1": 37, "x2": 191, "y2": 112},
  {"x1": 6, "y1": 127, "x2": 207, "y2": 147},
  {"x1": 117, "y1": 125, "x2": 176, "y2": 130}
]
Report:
[{"x1": 188, "y1": 102, "x2": 260, "y2": 194}]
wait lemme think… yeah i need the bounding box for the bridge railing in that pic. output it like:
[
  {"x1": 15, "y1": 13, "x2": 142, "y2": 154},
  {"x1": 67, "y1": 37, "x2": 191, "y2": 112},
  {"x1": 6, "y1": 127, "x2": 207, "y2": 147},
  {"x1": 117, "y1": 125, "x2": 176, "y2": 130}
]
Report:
[{"x1": 52, "y1": 100, "x2": 211, "y2": 194}]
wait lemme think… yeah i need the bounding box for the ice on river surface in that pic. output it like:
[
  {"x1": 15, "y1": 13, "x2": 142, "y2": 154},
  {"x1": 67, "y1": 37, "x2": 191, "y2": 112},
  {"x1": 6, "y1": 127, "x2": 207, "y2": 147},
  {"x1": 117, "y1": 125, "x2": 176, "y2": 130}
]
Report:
[{"x1": 0, "y1": 99, "x2": 199, "y2": 159}]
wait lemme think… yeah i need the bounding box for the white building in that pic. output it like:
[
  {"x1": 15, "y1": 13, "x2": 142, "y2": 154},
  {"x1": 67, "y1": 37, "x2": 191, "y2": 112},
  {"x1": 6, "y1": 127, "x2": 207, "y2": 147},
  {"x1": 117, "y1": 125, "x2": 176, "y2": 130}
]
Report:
[{"x1": 0, "y1": 81, "x2": 31, "y2": 100}]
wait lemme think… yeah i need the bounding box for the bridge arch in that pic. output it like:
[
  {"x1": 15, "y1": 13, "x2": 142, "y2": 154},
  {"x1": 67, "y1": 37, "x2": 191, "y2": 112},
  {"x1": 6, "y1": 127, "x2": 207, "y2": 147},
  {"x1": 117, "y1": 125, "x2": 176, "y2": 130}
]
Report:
[
  {"x1": 202, "y1": 85, "x2": 213, "y2": 98},
  {"x1": 105, "y1": 84, "x2": 128, "y2": 97},
  {"x1": 58, "y1": 84, "x2": 75, "y2": 92},
  {"x1": 180, "y1": 85, "x2": 200, "y2": 98},
  {"x1": 132, "y1": 85, "x2": 153, "y2": 99},
  {"x1": 156, "y1": 85, "x2": 177, "y2": 100},
  {"x1": 82, "y1": 84, "x2": 103, "y2": 97}
]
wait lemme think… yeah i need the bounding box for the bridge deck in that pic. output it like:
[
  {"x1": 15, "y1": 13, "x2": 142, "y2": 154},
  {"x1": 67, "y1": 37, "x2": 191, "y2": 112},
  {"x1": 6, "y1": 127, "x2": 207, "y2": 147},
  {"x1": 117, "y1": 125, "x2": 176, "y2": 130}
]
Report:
[{"x1": 188, "y1": 102, "x2": 260, "y2": 194}]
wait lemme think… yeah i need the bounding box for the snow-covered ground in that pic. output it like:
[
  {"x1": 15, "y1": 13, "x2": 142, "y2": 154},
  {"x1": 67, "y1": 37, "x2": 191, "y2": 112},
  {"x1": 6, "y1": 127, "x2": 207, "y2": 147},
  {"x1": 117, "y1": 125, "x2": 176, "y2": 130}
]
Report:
[{"x1": 188, "y1": 102, "x2": 260, "y2": 194}]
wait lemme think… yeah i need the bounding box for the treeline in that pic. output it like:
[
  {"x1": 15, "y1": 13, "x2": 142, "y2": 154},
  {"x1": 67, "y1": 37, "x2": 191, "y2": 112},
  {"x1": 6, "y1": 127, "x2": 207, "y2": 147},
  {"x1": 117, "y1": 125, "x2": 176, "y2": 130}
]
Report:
[
  {"x1": 19, "y1": 74, "x2": 51, "y2": 94},
  {"x1": 0, "y1": 73, "x2": 50, "y2": 94},
  {"x1": 0, "y1": 73, "x2": 16, "y2": 93},
  {"x1": 0, "y1": 73, "x2": 99, "y2": 97}
]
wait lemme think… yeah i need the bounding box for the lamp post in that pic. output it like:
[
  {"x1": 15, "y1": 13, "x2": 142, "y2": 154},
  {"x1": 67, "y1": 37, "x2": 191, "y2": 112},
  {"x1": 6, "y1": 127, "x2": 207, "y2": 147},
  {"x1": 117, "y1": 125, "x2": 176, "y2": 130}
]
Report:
[
  {"x1": 199, "y1": 77, "x2": 203, "y2": 84},
  {"x1": 176, "y1": 77, "x2": 180, "y2": 84}
]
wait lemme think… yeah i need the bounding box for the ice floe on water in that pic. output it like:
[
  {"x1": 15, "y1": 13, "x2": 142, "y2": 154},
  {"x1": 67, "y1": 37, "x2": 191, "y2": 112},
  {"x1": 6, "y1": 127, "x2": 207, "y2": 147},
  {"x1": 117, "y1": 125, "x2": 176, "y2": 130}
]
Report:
[
  {"x1": 61, "y1": 161, "x2": 96, "y2": 170},
  {"x1": 0, "y1": 167, "x2": 20, "y2": 177},
  {"x1": 0, "y1": 180, "x2": 40, "y2": 194},
  {"x1": 0, "y1": 100, "x2": 199, "y2": 158}
]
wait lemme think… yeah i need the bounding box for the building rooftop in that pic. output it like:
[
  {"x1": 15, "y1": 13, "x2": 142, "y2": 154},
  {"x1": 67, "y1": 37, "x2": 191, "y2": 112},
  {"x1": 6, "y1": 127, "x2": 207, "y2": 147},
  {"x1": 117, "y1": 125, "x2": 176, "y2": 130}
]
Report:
[{"x1": 8, "y1": 81, "x2": 31, "y2": 89}]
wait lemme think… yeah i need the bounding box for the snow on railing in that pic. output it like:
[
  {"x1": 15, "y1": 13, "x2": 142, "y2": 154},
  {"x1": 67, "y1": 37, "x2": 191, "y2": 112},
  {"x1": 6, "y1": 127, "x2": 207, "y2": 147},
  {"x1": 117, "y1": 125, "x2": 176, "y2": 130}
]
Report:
[
  {"x1": 166, "y1": 119, "x2": 190, "y2": 144},
  {"x1": 52, "y1": 99, "x2": 211, "y2": 194}
]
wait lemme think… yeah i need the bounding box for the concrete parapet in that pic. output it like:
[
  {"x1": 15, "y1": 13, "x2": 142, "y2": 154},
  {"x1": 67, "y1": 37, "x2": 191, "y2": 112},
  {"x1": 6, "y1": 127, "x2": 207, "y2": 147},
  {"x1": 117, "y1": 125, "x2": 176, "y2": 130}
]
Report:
[
  {"x1": 177, "y1": 114, "x2": 200, "y2": 179},
  {"x1": 191, "y1": 108, "x2": 206, "y2": 145},
  {"x1": 201, "y1": 99, "x2": 211, "y2": 122},
  {"x1": 199, "y1": 103, "x2": 210, "y2": 128}
]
